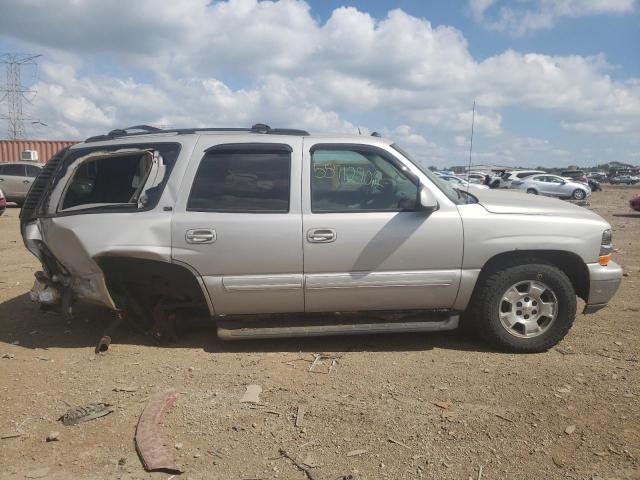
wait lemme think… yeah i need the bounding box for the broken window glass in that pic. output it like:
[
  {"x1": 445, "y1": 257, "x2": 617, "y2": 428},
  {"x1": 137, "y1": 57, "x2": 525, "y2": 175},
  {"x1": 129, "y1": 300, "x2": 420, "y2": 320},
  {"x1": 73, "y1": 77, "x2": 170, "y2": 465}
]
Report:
[{"x1": 59, "y1": 150, "x2": 158, "y2": 212}]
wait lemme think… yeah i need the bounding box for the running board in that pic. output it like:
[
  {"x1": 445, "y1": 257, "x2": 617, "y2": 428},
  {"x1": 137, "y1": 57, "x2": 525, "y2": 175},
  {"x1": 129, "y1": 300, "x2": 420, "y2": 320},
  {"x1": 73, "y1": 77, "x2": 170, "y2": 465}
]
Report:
[{"x1": 216, "y1": 313, "x2": 459, "y2": 340}]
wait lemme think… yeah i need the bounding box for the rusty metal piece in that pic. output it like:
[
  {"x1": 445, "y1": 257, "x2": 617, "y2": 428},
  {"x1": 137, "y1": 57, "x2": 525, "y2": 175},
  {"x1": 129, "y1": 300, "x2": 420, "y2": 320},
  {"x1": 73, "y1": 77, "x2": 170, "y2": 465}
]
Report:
[
  {"x1": 59, "y1": 402, "x2": 114, "y2": 426},
  {"x1": 135, "y1": 389, "x2": 182, "y2": 473},
  {"x1": 94, "y1": 314, "x2": 124, "y2": 354},
  {"x1": 95, "y1": 335, "x2": 112, "y2": 354}
]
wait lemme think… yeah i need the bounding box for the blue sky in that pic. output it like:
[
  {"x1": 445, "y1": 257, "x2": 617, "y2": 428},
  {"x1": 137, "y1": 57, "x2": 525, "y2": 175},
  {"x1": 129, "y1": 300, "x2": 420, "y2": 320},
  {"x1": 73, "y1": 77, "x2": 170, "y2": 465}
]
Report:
[{"x1": 0, "y1": 0, "x2": 638, "y2": 168}]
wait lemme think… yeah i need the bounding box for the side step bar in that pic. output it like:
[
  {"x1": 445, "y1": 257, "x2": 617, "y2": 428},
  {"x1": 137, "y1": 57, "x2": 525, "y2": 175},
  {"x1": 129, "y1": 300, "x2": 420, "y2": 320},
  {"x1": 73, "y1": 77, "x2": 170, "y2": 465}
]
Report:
[{"x1": 217, "y1": 313, "x2": 459, "y2": 340}]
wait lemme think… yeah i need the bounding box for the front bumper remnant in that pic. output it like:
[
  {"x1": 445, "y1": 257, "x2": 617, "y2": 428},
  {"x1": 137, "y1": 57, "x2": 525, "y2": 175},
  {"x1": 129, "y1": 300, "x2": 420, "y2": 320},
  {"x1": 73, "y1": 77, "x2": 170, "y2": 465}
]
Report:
[{"x1": 583, "y1": 261, "x2": 623, "y2": 314}]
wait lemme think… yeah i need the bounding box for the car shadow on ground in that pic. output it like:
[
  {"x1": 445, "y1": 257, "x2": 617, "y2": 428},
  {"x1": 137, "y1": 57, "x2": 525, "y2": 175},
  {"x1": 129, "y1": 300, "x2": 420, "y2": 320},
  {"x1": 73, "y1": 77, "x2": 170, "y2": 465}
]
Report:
[{"x1": 0, "y1": 293, "x2": 493, "y2": 354}]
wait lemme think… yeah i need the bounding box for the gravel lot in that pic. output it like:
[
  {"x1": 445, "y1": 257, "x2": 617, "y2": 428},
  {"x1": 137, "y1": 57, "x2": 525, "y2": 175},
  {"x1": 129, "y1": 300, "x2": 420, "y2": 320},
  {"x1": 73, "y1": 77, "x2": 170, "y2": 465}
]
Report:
[{"x1": 0, "y1": 185, "x2": 638, "y2": 480}]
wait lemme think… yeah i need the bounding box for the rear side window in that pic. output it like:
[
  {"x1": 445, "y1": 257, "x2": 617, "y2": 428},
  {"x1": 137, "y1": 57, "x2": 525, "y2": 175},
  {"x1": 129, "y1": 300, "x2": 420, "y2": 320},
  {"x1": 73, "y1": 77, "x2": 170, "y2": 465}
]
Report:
[
  {"x1": 516, "y1": 172, "x2": 537, "y2": 179},
  {"x1": 187, "y1": 148, "x2": 291, "y2": 213},
  {"x1": 2, "y1": 164, "x2": 25, "y2": 176},
  {"x1": 60, "y1": 151, "x2": 155, "y2": 211}
]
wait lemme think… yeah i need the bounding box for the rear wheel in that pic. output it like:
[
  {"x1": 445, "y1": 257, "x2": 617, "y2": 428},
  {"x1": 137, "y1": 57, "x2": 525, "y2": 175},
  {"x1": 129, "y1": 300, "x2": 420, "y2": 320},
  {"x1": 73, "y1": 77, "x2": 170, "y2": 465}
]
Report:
[
  {"x1": 572, "y1": 189, "x2": 586, "y2": 200},
  {"x1": 469, "y1": 260, "x2": 576, "y2": 352},
  {"x1": 526, "y1": 188, "x2": 538, "y2": 195}
]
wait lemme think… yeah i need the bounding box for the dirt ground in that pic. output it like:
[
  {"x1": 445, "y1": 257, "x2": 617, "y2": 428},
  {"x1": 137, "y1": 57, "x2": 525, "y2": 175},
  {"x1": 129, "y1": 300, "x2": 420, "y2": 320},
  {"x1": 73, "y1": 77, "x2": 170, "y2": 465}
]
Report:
[{"x1": 0, "y1": 185, "x2": 638, "y2": 480}]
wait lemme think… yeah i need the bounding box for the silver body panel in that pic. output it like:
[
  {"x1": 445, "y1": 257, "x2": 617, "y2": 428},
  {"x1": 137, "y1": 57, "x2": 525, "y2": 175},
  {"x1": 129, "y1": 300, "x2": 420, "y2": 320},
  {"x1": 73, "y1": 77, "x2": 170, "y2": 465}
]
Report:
[
  {"x1": 171, "y1": 135, "x2": 304, "y2": 315},
  {"x1": 21, "y1": 131, "x2": 622, "y2": 319}
]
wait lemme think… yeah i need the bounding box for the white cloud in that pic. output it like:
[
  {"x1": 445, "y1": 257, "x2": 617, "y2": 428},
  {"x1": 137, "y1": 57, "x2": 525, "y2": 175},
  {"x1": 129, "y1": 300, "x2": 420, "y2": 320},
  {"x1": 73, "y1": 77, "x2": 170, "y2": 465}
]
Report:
[
  {"x1": 0, "y1": 0, "x2": 638, "y2": 167},
  {"x1": 470, "y1": 0, "x2": 636, "y2": 36}
]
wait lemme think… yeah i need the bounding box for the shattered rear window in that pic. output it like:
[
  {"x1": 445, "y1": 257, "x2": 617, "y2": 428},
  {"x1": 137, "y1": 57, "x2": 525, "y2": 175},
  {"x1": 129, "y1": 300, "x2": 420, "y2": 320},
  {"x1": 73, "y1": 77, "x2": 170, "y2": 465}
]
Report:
[{"x1": 40, "y1": 143, "x2": 180, "y2": 215}]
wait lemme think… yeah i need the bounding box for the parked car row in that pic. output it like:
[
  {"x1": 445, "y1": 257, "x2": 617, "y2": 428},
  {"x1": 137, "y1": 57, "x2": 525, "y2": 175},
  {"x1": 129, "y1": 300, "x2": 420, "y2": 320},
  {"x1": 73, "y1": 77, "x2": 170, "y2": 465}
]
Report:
[{"x1": 610, "y1": 174, "x2": 639, "y2": 185}]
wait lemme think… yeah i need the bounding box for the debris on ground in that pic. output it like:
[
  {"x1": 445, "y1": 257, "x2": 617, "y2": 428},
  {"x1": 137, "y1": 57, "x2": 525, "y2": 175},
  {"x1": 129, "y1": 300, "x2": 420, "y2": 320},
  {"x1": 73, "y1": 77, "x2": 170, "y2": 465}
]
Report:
[
  {"x1": 346, "y1": 449, "x2": 368, "y2": 457},
  {"x1": 309, "y1": 354, "x2": 338, "y2": 374},
  {"x1": 2, "y1": 353, "x2": 15, "y2": 359},
  {"x1": 431, "y1": 401, "x2": 451, "y2": 410},
  {"x1": 295, "y1": 405, "x2": 306, "y2": 427},
  {"x1": 24, "y1": 468, "x2": 49, "y2": 479},
  {"x1": 240, "y1": 384, "x2": 263, "y2": 404},
  {"x1": 388, "y1": 438, "x2": 410, "y2": 449},
  {"x1": 279, "y1": 448, "x2": 319, "y2": 480},
  {"x1": 58, "y1": 402, "x2": 114, "y2": 426},
  {"x1": 1, "y1": 432, "x2": 22, "y2": 440},
  {"x1": 302, "y1": 452, "x2": 321, "y2": 468},
  {"x1": 113, "y1": 386, "x2": 139, "y2": 392},
  {"x1": 555, "y1": 346, "x2": 576, "y2": 355},
  {"x1": 45, "y1": 431, "x2": 59, "y2": 442},
  {"x1": 565, "y1": 425, "x2": 576, "y2": 435},
  {"x1": 135, "y1": 389, "x2": 182, "y2": 473}
]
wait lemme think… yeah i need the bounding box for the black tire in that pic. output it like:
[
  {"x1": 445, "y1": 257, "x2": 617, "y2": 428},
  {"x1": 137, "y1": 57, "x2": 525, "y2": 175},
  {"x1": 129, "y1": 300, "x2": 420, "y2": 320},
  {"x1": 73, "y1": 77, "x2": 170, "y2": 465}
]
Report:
[
  {"x1": 526, "y1": 188, "x2": 538, "y2": 195},
  {"x1": 468, "y1": 259, "x2": 576, "y2": 353},
  {"x1": 572, "y1": 189, "x2": 586, "y2": 200}
]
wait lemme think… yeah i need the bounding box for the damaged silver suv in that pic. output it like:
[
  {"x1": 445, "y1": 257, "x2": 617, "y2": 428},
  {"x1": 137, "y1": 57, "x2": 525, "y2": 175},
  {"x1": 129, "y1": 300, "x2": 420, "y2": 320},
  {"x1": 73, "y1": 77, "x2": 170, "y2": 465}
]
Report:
[{"x1": 21, "y1": 124, "x2": 622, "y2": 352}]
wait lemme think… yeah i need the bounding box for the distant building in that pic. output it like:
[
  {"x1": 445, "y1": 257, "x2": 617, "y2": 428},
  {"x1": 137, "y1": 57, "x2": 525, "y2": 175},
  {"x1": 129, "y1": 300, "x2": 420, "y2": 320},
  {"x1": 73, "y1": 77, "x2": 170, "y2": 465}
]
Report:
[{"x1": 0, "y1": 140, "x2": 79, "y2": 164}]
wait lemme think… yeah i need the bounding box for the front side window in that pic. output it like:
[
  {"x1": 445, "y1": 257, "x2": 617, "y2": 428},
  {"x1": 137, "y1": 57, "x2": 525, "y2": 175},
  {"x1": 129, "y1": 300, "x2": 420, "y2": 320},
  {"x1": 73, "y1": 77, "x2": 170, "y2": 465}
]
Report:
[
  {"x1": 2, "y1": 164, "x2": 25, "y2": 176},
  {"x1": 311, "y1": 148, "x2": 418, "y2": 212},
  {"x1": 25, "y1": 165, "x2": 41, "y2": 177},
  {"x1": 188, "y1": 148, "x2": 290, "y2": 213}
]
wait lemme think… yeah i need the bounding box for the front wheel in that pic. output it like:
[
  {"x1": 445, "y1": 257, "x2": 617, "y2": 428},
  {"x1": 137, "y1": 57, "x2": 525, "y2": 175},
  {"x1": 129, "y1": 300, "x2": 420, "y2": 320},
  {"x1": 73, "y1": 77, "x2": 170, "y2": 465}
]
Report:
[
  {"x1": 469, "y1": 261, "x2": 576, "y2": 352},
  {"x1": 526, "y1": 188, "x2": 538, "y2": 195},
  {"x1": 572, "y1": 189, "x2": 586, "y2": 200}
]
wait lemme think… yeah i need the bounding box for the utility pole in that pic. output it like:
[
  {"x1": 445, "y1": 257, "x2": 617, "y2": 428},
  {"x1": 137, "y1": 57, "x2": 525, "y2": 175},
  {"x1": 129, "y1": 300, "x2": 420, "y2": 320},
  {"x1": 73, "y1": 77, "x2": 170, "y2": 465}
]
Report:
[{"x1": 0, "y1": 53, "x2": 41, "y2": 139}]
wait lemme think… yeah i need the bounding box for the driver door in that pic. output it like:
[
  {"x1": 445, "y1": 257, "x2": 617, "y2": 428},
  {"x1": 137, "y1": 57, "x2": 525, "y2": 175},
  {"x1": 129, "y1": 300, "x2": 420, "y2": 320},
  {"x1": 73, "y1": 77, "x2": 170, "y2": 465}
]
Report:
[{"x1": 302, "y1": 142, "x2": 463, "y2": 312}]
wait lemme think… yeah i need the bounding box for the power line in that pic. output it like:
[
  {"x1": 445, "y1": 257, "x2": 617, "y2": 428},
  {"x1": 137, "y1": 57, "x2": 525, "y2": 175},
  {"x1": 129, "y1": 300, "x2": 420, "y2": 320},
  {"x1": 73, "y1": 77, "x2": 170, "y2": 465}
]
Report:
[{"x1": 0, "y1": 53, "x2": 41, "y2": 139}]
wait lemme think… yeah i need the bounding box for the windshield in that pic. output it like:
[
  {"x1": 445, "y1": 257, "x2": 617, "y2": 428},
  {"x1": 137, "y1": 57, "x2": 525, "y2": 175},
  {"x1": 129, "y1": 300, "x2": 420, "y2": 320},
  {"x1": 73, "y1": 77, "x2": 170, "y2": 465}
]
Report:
[{"x1": 390, "y1": 143, "x2": 475, "y2": 205}]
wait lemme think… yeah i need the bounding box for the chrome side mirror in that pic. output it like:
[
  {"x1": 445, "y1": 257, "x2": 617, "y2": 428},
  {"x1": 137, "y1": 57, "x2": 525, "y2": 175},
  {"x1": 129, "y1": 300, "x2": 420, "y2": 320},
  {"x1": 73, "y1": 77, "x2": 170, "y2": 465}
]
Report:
[{"x1": 418, "y1": 185, "x2": 439, "y2": 213}]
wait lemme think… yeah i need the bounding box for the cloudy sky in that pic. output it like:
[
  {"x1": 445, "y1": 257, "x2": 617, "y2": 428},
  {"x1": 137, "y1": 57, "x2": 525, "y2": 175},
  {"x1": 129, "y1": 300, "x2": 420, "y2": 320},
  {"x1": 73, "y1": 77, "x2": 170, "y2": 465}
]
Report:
[{"x1": 0, "y1": 0, "x2": 638, "y2": 168}]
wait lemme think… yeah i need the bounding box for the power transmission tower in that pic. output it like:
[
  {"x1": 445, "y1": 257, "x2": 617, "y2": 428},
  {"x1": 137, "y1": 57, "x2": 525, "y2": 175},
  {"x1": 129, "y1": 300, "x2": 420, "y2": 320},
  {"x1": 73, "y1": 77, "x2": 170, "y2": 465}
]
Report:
[{"x1": 0, "y1": 53, "x2": 41, "y2": 139}]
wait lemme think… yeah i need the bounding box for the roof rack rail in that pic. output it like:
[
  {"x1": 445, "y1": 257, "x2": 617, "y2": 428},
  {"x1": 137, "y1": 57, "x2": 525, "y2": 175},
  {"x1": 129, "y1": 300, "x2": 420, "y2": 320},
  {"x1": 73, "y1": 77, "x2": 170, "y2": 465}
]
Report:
[{"x1": 84, "y1": 123, "x2": 309, "y2": 143}]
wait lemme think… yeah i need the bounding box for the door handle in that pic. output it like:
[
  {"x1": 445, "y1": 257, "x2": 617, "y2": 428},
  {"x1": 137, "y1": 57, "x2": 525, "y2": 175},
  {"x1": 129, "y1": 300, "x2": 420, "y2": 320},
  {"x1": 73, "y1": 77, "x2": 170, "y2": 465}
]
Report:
[
  {"x1": 307, "y1": 228, "x2": 336, "y2": 243},
  {"x1": 23, "y1": 180, "x2": 31, "y2": 184},
  {"x1": 185, "y1": 229, "x2": 216, "y2": 244}
]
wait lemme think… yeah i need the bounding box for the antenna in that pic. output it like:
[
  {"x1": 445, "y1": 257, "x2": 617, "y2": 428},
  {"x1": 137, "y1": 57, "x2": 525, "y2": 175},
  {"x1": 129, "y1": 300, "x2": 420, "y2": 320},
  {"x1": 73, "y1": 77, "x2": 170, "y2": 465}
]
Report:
[
  {"x1": 466, "y1": 100, "x2": 476, "y2": 195},
  {"x1": 0, "y1": 53, "x2": 41, "y2": 139}
]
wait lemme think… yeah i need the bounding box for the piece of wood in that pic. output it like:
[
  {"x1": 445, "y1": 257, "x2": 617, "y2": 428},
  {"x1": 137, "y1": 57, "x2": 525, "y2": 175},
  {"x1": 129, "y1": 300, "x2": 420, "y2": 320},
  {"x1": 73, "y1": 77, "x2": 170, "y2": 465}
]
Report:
[{"x1": 295, "y1": 405, "x2": 306, "y2": 427}]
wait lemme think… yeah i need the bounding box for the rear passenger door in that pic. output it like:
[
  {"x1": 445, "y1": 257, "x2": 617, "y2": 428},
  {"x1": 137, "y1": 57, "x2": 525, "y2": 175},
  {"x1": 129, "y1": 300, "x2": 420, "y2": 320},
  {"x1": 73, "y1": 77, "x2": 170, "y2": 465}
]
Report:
[{"x1": 171, "y1": 137, "x2": 304, "y2": 315}]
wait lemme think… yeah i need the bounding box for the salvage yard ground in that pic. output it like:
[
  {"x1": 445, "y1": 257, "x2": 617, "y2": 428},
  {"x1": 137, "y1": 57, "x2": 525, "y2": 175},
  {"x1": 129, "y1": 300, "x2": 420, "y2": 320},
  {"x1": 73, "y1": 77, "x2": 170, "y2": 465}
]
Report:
[{"x1": 0, "y1": 185, "x2": 638, "y2": 480}]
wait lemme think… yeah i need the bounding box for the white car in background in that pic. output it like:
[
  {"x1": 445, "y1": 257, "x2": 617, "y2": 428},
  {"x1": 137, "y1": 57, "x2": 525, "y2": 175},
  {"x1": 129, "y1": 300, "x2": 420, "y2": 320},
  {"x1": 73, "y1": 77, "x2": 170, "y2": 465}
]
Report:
[
  {"x1": 513, "y1": 174, "x2": 591, "y2": 200},
  {"x1": 498, "y1": 170, "x2": 546, "y2": 189},
  {"x1": 461, "y1": 172, "x2": 486, "y2": 184},
  {"x1": 437, "y1": 174, "x2": 489, "y2": 191}
]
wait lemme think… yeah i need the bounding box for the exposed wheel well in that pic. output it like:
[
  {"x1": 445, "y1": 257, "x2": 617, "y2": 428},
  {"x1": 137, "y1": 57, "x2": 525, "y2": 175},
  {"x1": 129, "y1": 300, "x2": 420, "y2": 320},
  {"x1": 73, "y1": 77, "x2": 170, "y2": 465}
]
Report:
[
  {"x1": 475, "y1": 250, "x2": 589, "y2": 302},
  {"x1": 96, "y1": 256, "x2": 210, "y2": 314}
]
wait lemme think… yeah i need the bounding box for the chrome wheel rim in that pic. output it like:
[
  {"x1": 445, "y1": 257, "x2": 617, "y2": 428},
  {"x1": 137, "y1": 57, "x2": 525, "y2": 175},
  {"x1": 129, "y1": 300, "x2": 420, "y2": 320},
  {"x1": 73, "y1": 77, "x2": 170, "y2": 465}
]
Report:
[
  {"x1": 498, "y1": 280, "x2": 558, "y2": 338},
  {"x1": 574, "y1": 190, "x2": 585, "y2": 199}
]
